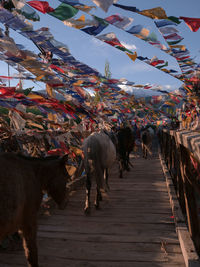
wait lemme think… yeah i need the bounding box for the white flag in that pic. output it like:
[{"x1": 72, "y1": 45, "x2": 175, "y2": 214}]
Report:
[{"x1": 91, "y1": 0, "x2": 118, "y2": 12}]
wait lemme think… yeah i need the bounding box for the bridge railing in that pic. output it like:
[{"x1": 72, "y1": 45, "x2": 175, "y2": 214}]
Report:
[{"x1": 159, "y1": 129, "x2": 200, "y2": 255}]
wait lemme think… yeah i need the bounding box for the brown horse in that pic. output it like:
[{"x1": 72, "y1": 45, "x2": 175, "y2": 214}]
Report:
[
  {"x1": 0, "y1": 153, "x2": 70, "y2": 267},
  {"x1": 116, "y1": 126, "x2": 135, "y2": 178},
  {"x1": 141, "y1": 128, "x2": 154, "y2": 159}
]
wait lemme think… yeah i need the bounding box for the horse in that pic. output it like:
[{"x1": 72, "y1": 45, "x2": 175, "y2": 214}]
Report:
[
  {"x1": 116, "y1": 126, "x2": 135, "y2": 178},
  {"x1": 83, "y1": 131, "x2": 116, "y2": 214},
  {"x1": 0, "y1": 153, "x2": 70, "y2": 267},
  {"x1": 141, "y1": 127, "x2": 154, "y2": 159}
]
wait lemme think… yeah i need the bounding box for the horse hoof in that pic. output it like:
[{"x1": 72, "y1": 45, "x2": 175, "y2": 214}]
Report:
[
  {"x1": 95, "y1": 204, "x2": 101, "y2": 210},
  {"x1": 105, "y1": 185, "x2": 110, "y2": 192},
  {"x1": 84, "y1": 207, "x2": 90, "y2": 215}
]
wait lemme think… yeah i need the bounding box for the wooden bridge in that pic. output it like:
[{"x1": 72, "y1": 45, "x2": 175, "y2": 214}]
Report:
[{"x1": 0, "y1": 137, "x2": 199, "y2": 267}]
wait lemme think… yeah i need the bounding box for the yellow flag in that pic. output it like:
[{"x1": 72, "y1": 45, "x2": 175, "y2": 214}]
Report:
[
  {"x1": 65, "y1": 165, "x2": 77, "y2": 176},
  {"x1": 64, "y1": 15, "x2": 86, "y2": 29},
  {"x1": 139, "y1": 7, "x2": 167, "y2": 19},
  {"x1": 77, "y1": 14, "x2": 85, "y2": 22},
  {"x1": 48, "y1": 113, "x2": 57, "y2": 122},
  {"x1": 46, "y1": 84, "x2": 55, "y2": 98},
  {"x1": 126, "y1": 52, "x2": 137, "y2": 62},
  {"x1": 73, "y1": 80, "x2": 84, "y2": 86},
  {"x1": 27, "y1": 93, "x2": 45, "y2": 100},
  {"x1": 70, "y1": 146, "x2": 83, "y2": 156},
  {"x1": 162, "y1": 68, "x2": 170, "y2": 73}
]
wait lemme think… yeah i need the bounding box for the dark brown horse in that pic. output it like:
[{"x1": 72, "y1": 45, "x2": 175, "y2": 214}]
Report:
[
  {"x1": 141, "y1": 128, "x2": 154, "y2": 159},
  {"x1": 116, "y1": 126, "x2": 135, "y2": 178},
  {"x1": 0, "y1": 153, "x2": 70, "y2": 267}
]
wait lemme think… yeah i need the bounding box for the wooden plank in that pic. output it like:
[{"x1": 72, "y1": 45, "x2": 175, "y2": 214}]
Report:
[
  {"x1": 39, "y1": 214, "x2": 175, "y2": 224},
  {"x1": 37, "y1": 230, "x2": 180, "y2": 244}
]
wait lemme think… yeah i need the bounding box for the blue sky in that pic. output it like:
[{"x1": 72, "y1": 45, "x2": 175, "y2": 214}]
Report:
[{"x1": 0, "y1": 0, "x2": 200, "y2": 95}]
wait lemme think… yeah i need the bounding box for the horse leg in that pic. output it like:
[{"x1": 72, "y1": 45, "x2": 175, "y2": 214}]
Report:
[
  {"x1": 104, "y1": 168, "x2": 110, "y2": 192},
  {"x1": 94, "y1": 186, "x2": 102, "y2": 209},
  {"x1": 126, "y1": 152, "x2": 130, "y2": 171},
  {"x1": 21, "y1": 219, "x2": 38, "y2": 267},
  {"x1": 142, "y1": 144, "x2": 145, "y2": 158},
  {"x1": 145, "y1": 147, "x2": 147, "y2": 159},
  {"x1": 119, "y1": 159, "x2": 123, "y2": 178},
  {"x1": 84, "y1": 174, "x2": 91, "y2": 214},
  {"x1": 95, "y1": 169, "x2": 103, "y2": 209}
]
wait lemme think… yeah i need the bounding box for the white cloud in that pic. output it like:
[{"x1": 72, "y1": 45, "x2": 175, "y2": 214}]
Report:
[
  {"x1": 121, "y1": 41, "x2": 137, "y2": 51},
  {"x1": 119, "y1": 62, "x2": 153, "y2": 75}
]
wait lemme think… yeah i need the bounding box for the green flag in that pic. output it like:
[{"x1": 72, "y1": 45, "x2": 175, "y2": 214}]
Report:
[{"x1": 49, "y1": 3, "x2": 79, "y2": 21}]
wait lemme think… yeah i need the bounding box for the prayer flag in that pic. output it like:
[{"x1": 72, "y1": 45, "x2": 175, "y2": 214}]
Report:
[
  {"x1": 81, "y1": 18, "x2": 108, "y2": 35},
  {"x1": 91, "y1": 0, "x2": 117, "y2": 12},
  {"x1": 180, "y1": 17, "x2": 200, "y2": 32},
  {"x1": 113, "y1": 3, "x2": 140, "y2": 12},
  {"x1": 154, "y1": 19, "x2": 177, "y2": 28},
  {"x1": 105, "y1": 14, "x2": 133, "y2": 29},
  {"x1": 48, "y1": 3, "x2": 78, "y2": 21},
  {"x1": 138, "y1": 7, "x2": 167, "y2": 20},
  {"x1": 163, "y1": 33, "x2": 182, "y2": 40},
  {"x1": 27, "y1": 1, "x2": 54, "y2": 14},
  {"x1": 159, "y1": 27, "x2": 178, "y2": 34},
  {"x1": 126, "y1": 52, "x2": 137, "y2": 62}
]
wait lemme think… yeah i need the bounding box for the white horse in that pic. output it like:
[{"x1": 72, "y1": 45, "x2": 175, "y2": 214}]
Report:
[{"x1": 83, "y1": 131, "x2": 116, "y2": 214}]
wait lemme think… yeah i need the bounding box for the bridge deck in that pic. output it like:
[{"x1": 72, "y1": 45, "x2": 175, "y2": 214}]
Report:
[{"x1": 0, "y1": 147, "x2": 185, "y2": 266}]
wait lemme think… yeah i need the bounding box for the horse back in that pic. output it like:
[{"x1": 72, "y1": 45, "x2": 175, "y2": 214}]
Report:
[{"x1": 83, "y1": 132, "x2": 116, "y2": 171}]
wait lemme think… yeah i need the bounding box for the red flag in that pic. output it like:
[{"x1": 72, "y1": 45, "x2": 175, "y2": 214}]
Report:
[
  {"x1": 180, "y1": 16, "x2": 200, "y2": 32},
  {"x1": 50, "y1": 64, "x2": 65, "y2": 73},
  {"x1": 150, "y1": 60, "x2": 164, "y2": 66},
  {"x1": 27, "y1": 1, "x2": 54, "y2": 14}
]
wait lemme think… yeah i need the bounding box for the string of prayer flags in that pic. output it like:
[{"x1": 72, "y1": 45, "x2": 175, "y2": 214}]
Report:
[
  {"x1": 54, "y1": 1, "x2": 181, "y2": 76},
  {"x1": 154, "y1": 18, "x2": 198, "y2": 79},
  {"x1": 25, "y1": 1, "x2": 179, "y2": 79}
]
